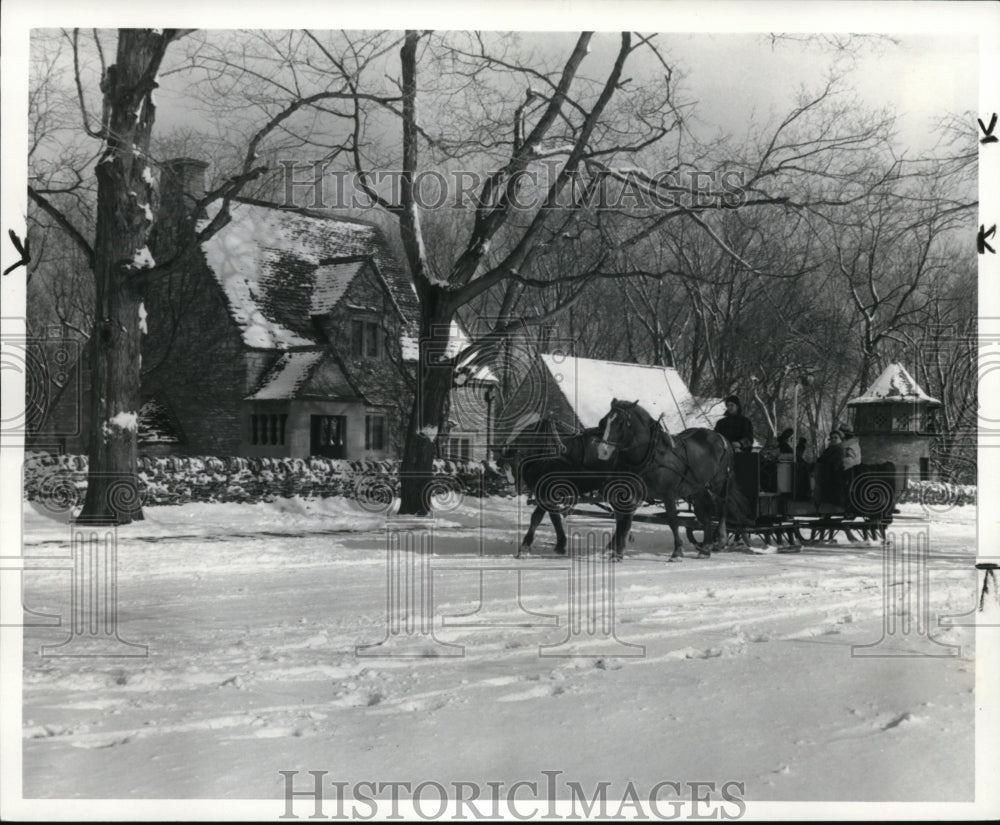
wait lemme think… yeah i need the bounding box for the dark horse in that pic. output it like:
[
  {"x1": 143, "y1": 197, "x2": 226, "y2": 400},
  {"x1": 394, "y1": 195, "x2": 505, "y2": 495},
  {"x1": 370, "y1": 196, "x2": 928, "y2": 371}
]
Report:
[
  {"x1": 595, "y1": 399, "x2": 743, "y2": 561},
  {"x1": 500, "y1": 419, "x2": 632, "y2": 558}
]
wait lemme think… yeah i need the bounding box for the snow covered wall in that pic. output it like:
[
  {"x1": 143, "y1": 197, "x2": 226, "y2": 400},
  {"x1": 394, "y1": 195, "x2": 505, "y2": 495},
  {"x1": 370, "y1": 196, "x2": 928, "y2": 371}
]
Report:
[
  {"x1": 22, "y1": 452, "x2": 512, "y2": 509},
  {"x1": 22, "y1": 453, "x2": 974, "y2": 511}
]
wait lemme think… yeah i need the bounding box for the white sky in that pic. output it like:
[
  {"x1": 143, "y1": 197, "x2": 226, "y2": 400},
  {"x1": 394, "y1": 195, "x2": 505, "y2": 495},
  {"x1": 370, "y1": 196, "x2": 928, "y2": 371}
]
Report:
[{"x1": 1, "y1": 2, "x2": 999, "y2": 823}]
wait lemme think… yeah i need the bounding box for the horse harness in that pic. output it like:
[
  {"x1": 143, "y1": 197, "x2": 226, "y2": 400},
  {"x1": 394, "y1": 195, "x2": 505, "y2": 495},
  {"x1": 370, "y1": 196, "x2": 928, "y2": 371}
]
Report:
[{"x1": 630, "y1": 414, "x2": 733, "y2": 504}]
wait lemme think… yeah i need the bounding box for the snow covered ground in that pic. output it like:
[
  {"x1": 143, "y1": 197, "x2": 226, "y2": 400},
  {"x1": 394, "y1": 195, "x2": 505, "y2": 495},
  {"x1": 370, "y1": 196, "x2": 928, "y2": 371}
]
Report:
[{"x1": 10, "y1": 496, "x2": 990, "y2": 813}]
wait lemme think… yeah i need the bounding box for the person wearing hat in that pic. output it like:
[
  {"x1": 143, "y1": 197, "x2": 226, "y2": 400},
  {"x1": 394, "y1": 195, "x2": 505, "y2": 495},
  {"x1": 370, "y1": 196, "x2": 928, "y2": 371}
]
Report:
[
  {"x1": 777, "y1": 427, "x2": 794, "y2": 455},
  {"x1": 714, "y1": 395, "x2": 754, "y2": 452},
  {"x1": 814, "y1": 428, "x2": 846, "y2": 506}
]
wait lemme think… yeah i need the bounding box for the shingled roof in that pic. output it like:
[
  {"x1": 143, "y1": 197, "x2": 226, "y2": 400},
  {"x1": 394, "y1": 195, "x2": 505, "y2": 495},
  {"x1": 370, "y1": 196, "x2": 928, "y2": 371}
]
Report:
[{"x1": 199, "y1": 199, "x2": 417, "y2": 350}]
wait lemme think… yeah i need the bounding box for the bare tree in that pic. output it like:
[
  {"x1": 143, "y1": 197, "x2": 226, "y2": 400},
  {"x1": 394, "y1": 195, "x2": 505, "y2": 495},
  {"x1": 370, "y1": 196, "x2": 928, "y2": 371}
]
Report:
[
  {"x1": 27, "y1": 27, "x2": 370, "y2": 522},
  {"x1": 27, "y1": 29, "x2": 194, "y2": 523}
]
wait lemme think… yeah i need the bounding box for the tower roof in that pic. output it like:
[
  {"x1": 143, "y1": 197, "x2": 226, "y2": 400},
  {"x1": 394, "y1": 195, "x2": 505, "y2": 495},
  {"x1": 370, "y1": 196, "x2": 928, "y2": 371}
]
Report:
[{"x1": 847, "y1": 363, "x2": 941, "y2": 406}]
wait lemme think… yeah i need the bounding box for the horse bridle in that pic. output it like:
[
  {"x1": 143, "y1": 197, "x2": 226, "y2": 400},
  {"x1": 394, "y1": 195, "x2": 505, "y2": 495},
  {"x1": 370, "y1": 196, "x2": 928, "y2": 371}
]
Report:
[
  {"x1": 600, "y1": 407, "x2": 661, "y2": 470},
  {"x1": 605, "y1": 407, "x2": 730, "y2": 499}
]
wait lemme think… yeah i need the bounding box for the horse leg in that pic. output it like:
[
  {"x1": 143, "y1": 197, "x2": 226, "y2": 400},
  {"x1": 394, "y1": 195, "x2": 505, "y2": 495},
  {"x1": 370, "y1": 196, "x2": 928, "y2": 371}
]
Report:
[
  {"x1": 551, "y1": 511, "x2": 568, "y2": 555},
  {"x1": 518, "y1": 504, "x2": 547, "y2": 558},
  {"x1": 664, "y1": 500, "x2": 684, "y2": 561},
  {"x1": 610, "y1": 512, "x2": 633, "y2": 561},
  {"x1": 691, "y1": 493, "x2": 714, "y2": 558}
]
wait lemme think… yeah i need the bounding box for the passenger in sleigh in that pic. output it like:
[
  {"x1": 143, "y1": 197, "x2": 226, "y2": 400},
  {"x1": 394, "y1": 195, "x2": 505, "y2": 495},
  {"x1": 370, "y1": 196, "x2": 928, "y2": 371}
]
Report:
[
  {"x1": 714, "y1": 395, "x2": 754, "y2": 452},
  {"x1": 840, "y1": 427, "x2": 862, "y2": 516},
  {"x1": 794, "y1": 437, "x2": 812, "y2": 501},
  {"x1": 759, "y1": 434, "x2": 780, "y2": 492},
  {"x1": 813, "y1": 429, "x2": 846, "y2": 508}
]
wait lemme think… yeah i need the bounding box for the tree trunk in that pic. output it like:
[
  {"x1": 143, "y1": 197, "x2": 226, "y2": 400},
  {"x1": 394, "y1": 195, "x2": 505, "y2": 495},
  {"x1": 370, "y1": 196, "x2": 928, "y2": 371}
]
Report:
[
  {"x1": 80, "y1": 30, "x2": 167, "y2": 524},
  {"x1": 398, "y1": 295, "x2": 455, "y2": 515}
]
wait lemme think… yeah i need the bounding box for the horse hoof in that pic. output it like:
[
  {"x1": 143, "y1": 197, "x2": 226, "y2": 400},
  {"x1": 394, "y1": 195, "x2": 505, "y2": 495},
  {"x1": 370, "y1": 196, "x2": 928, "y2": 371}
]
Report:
[
  {"x1": 516, "y1": 545, "x2": 530, "y2": 559},
  {"x1": 554, "y1": 545, "x2": 567, "y2": 556},
  {"x1": 697, "y1": 550, "x2": 711, "y2": 558},
  {"x1": 668, "y1": 555, "x2": 683, "y2": 563}
]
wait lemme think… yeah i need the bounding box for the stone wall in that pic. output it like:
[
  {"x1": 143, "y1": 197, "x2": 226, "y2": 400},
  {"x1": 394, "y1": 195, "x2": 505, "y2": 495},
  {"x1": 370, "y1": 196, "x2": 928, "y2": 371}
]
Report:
[
  {"x1": 856, "y1": 434, "x2": 930, "y2": 480},
  {"x1": 22, "y1": 452, "x2": 511, "y2": 510}
]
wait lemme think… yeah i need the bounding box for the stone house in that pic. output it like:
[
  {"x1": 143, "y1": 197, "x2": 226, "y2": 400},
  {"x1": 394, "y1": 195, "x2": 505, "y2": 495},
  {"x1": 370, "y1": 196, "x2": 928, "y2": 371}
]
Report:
[
  {"x1": 29, "y1": 158, "x2": 499, "y2": 462},
  {"x1": 137, "y1": 158, "x2": 420, "y2": 460},
  {"x1": 140, "y1": 158, "x2": 504, "y2": 462}
]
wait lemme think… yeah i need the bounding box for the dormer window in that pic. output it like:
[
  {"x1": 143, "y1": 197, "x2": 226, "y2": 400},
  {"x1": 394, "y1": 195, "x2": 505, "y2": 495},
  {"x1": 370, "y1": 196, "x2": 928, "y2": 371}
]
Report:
[{"x1": 351, "y1": 318, "x2": 380, "y2": 358}]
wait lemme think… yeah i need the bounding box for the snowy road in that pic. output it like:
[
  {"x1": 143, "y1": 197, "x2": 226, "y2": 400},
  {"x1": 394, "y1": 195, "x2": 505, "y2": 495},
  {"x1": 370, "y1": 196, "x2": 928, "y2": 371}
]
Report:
[{"x1": 17, "y1": 498, "x2": 979, "y2": 803}]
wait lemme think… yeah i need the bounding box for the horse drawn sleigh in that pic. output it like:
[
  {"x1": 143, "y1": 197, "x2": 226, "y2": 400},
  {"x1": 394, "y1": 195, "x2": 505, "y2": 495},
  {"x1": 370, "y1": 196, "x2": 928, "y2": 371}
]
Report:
[{"x1": 504, "y1": 400, "x2": 904, "y2": 561}]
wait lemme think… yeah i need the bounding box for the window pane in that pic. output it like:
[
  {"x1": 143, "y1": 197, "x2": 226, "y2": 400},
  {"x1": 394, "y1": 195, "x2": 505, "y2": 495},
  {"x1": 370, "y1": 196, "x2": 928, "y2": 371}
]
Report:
[
  {"x1": 351, "y1": 320, "x2": 364, "y2": 357},
  {"x1": 366, "y1": 322, "x2": 379, "y2": 357}
]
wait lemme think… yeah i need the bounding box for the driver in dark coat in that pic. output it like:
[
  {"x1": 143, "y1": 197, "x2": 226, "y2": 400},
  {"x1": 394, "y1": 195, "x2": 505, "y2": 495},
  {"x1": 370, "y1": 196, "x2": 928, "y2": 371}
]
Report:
[{"x1": 714, "y1": 395, "x2": 754, "y2": 452}]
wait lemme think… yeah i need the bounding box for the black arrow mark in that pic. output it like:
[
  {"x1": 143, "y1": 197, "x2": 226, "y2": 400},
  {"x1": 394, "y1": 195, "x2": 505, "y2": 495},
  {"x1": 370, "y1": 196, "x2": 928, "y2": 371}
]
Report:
[
  {"x1": 979, "y1": 224, "x2": 996, "y2": 255},
  {"x1": 979, "y1": 113, "x2": 998, "y2": 144},
  {"x1": 3, "y1": 229, "x2": 31, "y2": 275}
]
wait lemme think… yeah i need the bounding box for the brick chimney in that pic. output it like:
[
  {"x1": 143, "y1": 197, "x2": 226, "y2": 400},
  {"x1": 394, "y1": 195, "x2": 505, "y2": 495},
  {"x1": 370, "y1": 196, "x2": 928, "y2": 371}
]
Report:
[{"x1": 151, "y1": 157, "x2": 209, "y2": 260}]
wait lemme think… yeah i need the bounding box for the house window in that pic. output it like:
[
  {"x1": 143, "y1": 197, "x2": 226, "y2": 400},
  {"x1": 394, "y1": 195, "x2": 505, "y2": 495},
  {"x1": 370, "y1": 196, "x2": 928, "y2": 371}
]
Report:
[
  {"x1": 250, "y1": 413, "x2": 287, "y2": 445},
  {"x1": 351, "y1": 318, "x2": 380, "y2": 358},
  {"x1": 311, "y1": 415, "x2": 347, "y2": 459},
  {"x1": 315, "y1": 416, "x2": 345, "y2": 447},
  {"x1": 365, "y1": 414, "x2": 386, "y2": 451},
  {"x1": 442, "y1": 436, "x2": 471, "y2": 461}
]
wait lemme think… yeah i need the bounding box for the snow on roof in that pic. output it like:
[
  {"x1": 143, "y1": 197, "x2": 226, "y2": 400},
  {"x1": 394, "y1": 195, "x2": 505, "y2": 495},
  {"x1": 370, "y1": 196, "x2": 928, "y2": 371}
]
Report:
[
  {"x1": 847, "y1": 363, "x2": 941, "y2": 406},
  {"x1": 199, "y1": 201, "x2": 416, "y2": 350},
  {"x1": 248, "y1": 352, "x2": 325, "y2": 400},
  {"x1": 446, "y1": 321, "x2": 498, "y2": 382},
  {"x1": 401, "y1": 320, "x2": 498, "y2": 381},
  {"x1": 540, "y1": 355, "x2": 716, "y2": 431}
]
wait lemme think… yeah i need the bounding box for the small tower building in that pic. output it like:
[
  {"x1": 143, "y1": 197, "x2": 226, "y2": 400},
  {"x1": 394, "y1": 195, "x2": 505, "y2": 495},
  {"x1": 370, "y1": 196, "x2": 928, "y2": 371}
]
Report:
[{"x1": 847, "y1": 363, "x2": 941, "y2": 481}]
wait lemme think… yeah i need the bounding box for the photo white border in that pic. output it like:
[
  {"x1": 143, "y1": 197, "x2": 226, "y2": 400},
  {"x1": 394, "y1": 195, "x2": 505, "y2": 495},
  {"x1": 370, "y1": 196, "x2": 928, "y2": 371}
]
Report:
[{"x1": 2, "y1": 0, "x2": 998, "y2": 820}]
